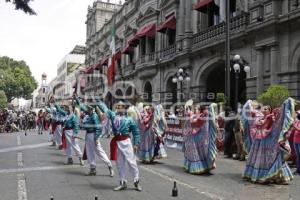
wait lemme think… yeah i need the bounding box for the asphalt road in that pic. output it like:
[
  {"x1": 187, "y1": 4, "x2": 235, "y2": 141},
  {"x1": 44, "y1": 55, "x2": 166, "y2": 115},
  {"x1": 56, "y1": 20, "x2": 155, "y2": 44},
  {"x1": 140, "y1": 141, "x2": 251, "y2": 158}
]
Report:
[{"x1": 0, "y1": 130, "x2": 299, "y2": 200}]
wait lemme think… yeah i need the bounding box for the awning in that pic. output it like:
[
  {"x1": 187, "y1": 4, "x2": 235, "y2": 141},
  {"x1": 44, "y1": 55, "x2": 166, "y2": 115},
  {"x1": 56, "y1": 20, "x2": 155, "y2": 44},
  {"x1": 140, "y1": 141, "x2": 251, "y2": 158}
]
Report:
[
  {"x1": 128, "y1": 23, "x2": 156, "y2": 46},
  {"x1": 94, "y1": 62, "x2": 102, "y2": 70},
  {"x1": 157, "y1": 15, "x2": 176, "y2": 33},
  {"x1": 136, "y1": 23, "x2": 156, "y2": 38},
  {"x1": 193, "y1": 0, "x2": 214, "y2": 12},
  {"x1": 100, "y1": 58, "x2": 109, "y2": 67},
  {"x1": 85, "y1": 66, "x2": 94, "y2": 74},
  {"x1": 121, "y1": 45, "x2": 134, "y2": 54}
]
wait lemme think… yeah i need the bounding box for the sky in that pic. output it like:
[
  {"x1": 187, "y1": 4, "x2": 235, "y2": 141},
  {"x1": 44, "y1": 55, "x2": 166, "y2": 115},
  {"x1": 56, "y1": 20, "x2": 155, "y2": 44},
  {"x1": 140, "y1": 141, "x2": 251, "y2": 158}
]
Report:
[{"x1": 0, "y1": 0, "x2": 123, "y2": 87}]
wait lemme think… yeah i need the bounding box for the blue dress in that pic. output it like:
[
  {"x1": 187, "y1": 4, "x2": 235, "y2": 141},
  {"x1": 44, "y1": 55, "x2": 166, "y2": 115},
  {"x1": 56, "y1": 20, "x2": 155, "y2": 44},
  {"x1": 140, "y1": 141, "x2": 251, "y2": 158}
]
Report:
[
  {"x1": 242, "y1": 98, "x2": 294, "y2": 183},
  {"x1": 183, "y1": 104, "x2": 218, "y2": 174}
]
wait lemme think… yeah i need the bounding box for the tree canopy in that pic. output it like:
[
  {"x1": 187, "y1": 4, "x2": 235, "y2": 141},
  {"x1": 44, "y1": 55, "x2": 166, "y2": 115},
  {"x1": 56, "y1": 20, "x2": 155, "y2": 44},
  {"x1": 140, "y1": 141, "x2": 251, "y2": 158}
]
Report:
[
  {"x1": 0, "y1": 90, "x2": 7, "y2": 109},
  {"x1": 0, "y1": 56, "x2": 38, "y2": 102},
  {"x1": 257, "y1": 85, "x2": 290, "y2": 108},
  {"x1": 5, "y1": 0, "x2": 36, "y2": 15}
]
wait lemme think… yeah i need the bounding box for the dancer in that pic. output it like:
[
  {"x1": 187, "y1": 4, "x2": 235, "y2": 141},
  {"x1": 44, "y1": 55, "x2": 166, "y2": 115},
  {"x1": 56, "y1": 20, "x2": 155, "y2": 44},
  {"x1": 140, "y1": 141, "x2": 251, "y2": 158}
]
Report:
[
  {"x1": 183, "y1": 103, "x2": 218, "y2": 174},
  {"x1": 96, "y1": 99, "x2": 142, "y2": 191},
  {"x1": 138, "y1": 105, "x2": 155, "y2": 163},
  {"x1": 75, "y1": 96, "x2": 114, "y2": 176},
  {"x1": 152, "y1": 104, "x2": 168, "y2": 160},
  {"x1": 242, "y1": 98, "x2": 294, "y2": 184},
  {"x1": 55, "y1": 103, "x2": 84, "y2": 165}
]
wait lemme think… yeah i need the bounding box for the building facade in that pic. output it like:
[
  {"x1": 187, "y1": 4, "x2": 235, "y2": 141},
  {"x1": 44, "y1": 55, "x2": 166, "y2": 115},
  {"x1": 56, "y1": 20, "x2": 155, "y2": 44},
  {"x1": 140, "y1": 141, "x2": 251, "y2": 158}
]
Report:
[
  {"x1": 84, "y1": 0, "x2": 300, "y2": 106},
  {"x1": 54, "y1": 46, "x2": 86, "y2": 100}
]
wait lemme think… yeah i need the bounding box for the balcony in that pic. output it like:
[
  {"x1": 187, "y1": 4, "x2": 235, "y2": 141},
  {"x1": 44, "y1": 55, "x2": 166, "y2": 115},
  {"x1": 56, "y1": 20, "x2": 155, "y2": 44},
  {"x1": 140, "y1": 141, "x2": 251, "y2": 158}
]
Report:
[
  {"x1": 192, "y1": 13, "x2": 249, "y2": 48},
  {"x1": 140, "y1": 52, "x2": 155, "y2": 64},
  {"x1": 123, "y1": 63, "x2": 136, "y2": 76},
  {"x1": 158, "y1": 44, "x2": 176, "y2": 60}
]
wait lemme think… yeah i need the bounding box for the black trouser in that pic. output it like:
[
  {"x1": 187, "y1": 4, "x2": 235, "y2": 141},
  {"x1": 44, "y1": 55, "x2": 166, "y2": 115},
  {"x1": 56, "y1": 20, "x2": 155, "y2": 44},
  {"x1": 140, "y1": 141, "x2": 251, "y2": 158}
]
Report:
[{"x1": 224, "y1": 130, "x2": 234, "y2": 156}]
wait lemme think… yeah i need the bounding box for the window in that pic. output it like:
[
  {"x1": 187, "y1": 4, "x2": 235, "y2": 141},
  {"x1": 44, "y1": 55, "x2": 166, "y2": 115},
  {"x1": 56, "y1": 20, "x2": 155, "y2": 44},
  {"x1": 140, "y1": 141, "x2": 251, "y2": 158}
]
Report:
[
  {"x1": 167, "y1": 30, "x2": 176, "y2": 46},
  {"x1": 140, "y1": 38, "x2": 146, "y2": 56},
  {"x1": 42, "y1": 88, "x2": 45, "y2": 93},
  {"x1": 149, "y1": 37, "x2": 156, "y2": 53},
  {"x1": 42, "y1": 98, "x2": 45, "y2": 103}
]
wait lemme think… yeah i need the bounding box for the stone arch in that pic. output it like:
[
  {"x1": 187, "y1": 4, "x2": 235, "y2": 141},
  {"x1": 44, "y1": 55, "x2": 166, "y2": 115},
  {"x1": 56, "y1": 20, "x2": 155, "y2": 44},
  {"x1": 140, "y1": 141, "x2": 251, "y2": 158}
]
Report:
[
  {"x1": 291, "y1": 43, "x2": 300, "y2": 71},
  {"x1": 194, "y1": 57, "x2": 224, "y2": 85},
  {"x1": 163, "y1": 70, "x2": 178, "y2": 91}
]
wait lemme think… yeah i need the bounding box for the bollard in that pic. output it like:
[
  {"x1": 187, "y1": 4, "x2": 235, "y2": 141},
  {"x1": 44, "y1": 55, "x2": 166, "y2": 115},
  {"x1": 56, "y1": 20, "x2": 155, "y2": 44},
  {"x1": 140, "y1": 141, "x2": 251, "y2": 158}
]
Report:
[
  {"x1": 95, "y1": 195, "x2": 98, "y2": 200},
  {"x1": 171, "y1": 181, "x2": 178, "y2": 197}
]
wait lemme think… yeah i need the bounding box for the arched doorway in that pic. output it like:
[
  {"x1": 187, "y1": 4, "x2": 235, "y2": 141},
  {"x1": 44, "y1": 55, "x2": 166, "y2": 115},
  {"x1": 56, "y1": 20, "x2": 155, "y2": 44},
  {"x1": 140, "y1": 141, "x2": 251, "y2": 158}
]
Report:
[
  {"x1": 202, "y1": 62, "x2": 247, "y2": 109},
  {"x1": 105, "y1": 92, "x2": 113, "y2": 109},
  {"x1": 166, "y1": 77, "x2": 177, "y2": 104},
  {"x1": 143, "y1": 81, "x2": 152, "y2": 103}
]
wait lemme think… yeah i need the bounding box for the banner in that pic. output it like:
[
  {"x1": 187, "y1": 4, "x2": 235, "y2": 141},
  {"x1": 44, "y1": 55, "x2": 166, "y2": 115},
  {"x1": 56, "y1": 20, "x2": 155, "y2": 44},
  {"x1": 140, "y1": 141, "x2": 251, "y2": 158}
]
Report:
[{"x1": 165, "y1": 118, "x2": 186, "y2": 150}]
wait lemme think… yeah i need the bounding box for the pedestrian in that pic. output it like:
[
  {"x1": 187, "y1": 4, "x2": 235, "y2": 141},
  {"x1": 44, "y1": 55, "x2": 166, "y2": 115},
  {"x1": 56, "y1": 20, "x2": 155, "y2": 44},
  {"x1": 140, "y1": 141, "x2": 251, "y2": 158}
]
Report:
[
  {"x1": 75, "y1": 96, "x2": 114, "y2": 177},
  {"x1": 37, "y1": 109, "x2": 44, "y2": 135},
  {"x1": 242, "y1": 99, "x2": 294, "y2": 184},
  {"x1": 183, "y1": 104, "x2": 218, "y2": 174},
  {"x1": 233, "y1": 117, "x2": 246, "y2": 161},
  {"x1": 96, "y1": 99, "x2": 142, "y2": 192},
  {"x1": 55, "y1": 103, "x2": 84, "y2": 166},
  {"x1": 223, "y1": 106, "x2": 236, "y2": 158}
]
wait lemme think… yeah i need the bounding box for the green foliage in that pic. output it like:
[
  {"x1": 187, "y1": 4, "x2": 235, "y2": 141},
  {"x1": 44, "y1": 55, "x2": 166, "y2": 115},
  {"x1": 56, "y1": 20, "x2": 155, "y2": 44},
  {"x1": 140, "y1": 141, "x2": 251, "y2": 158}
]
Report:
[
  {"x1": 0, "y1": 56, "x2": 38, "y2": 102},
  {"x1": 0, "y1": 90, "x2": 7, "y2": 109},
  {"x1": 257, "y1": 85, "x2": 290, "y2": 108},
  {"x1": 216, "y1": 93, "x2": 226, "y2": 103}
]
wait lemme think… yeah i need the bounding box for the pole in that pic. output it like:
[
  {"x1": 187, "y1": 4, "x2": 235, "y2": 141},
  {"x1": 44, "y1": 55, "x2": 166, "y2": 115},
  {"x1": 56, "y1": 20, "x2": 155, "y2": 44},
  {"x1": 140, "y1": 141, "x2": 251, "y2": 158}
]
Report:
[
  {"x1": 180, "y1": 81, "x2": 183, "y2": 103},
  {"x1": 235, "y1": 72, "x2": 239, "y2": 113},
  {"x1": 225, "y1": 0, "x2": 231, "y2": 106}
]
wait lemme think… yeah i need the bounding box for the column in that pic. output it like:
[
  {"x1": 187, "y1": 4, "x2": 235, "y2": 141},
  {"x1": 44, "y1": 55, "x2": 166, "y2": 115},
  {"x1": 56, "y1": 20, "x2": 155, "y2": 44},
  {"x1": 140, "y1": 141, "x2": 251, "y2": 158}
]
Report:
[
  {"x1": 176, "y1": 0, "x2": 184, "y2": 39},
  {"x1": 185, "y1": 0, "x2": 192, "y2": 34},
  {"x1": 270, "y1": 45, "x2": 278, "y2": 84},
  {"x1": 256, "y1": 48, "x2": 264, "y2": 96},
  {"x1": 184, "y1": 0, "x2": 193, "y2": 49}
]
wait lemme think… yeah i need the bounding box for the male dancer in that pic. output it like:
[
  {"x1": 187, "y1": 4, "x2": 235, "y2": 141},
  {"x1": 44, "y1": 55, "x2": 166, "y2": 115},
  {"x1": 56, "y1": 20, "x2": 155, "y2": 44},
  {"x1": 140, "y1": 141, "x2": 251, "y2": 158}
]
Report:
[
  {"x1": 96, "y1": 99, "x2": 142, "y2": 191},
  {"x1": 55, "y1": 103, "x2": 84, "y2": 165},
  {"x1": 75, "y1": 96, "x2": 114, "y2": 176}
]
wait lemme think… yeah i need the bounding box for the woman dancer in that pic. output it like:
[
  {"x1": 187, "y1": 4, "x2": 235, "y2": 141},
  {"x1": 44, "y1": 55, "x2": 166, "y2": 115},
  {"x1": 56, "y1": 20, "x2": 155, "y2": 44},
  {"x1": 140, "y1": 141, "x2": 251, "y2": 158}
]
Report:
[
  {"x1": 242, "y1": 98, "x2": 294, "y2": 184},
  {"x1": 183, "y1": 103, "x2": 218, "y2": 174}
]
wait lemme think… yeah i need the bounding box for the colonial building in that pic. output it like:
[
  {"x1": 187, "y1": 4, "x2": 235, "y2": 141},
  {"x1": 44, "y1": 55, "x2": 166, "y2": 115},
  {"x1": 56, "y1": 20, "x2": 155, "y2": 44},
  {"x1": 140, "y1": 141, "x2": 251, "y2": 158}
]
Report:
[
  {"x1": 84, "y1": 0, "x2": 300, "y2": 107},
  {"x1": 34, "y1": 73, "x2": 49, "y2": 108}
]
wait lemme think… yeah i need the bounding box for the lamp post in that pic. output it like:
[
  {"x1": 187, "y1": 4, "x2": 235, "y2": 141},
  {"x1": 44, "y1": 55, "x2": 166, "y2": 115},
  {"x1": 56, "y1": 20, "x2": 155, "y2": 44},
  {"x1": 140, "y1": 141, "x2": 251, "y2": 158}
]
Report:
[
  {"x1": 232, "y1": 54, "x2": 250, "y2": 112},
  {"x1": 172, "y1": 68, "x2": 190, "y2": 103}
]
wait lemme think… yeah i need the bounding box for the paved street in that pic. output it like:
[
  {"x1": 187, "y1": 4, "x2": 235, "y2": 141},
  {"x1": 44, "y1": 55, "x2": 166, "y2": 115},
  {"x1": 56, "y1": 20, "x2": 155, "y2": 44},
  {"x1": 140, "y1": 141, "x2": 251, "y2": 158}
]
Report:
[{"x1": 0, "y1": 130, "x2": 299, "y2": 200}]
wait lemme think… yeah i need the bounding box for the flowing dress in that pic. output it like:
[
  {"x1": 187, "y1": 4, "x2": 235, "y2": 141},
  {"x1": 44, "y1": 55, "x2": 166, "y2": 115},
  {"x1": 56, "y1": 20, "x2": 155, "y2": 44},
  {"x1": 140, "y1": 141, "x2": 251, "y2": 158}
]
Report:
[
  {"x1": 242, "y1": 98, "x2": 295, "y2": 183},
  {"x1": 138, "y1": 111, "x2": 155, "y2": 162},
  {"x1": 183, "y1": 104, "x2": 218, "y2": 174}
]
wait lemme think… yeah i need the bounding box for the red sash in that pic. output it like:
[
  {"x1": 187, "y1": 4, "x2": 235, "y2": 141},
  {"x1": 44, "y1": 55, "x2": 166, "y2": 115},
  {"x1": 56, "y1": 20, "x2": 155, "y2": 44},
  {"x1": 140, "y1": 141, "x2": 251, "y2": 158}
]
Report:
[
  {"x1": 61, "y1": 128, "x2": 67, "y2": 150},
  {"x1": 110, "y1": 135, "x2": 130, "y2": 161}
]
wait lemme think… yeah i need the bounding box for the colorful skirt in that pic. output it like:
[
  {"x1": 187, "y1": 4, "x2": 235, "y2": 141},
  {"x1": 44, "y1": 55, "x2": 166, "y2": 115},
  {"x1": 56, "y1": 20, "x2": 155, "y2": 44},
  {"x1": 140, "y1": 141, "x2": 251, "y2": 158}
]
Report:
[
  {"x1": 243, "y1": 136, "x2": 293, "y2": 183},
  {"x1": 138, "y1": 128, "x2": 155, "y2": 162},
  {"x1": 183, "y1": 126, "x2": 217, "y2": 174}
]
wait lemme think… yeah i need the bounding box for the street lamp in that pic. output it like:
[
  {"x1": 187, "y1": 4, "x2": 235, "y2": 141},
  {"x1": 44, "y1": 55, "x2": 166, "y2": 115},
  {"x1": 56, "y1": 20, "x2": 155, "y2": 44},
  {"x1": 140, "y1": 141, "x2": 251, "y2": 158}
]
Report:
[
  {"x1": 172, "y1": 68, "x2": 190, "y2": 103},
  {"x1": 232, "y1": 54, "x2": 251, "y2": 112}
]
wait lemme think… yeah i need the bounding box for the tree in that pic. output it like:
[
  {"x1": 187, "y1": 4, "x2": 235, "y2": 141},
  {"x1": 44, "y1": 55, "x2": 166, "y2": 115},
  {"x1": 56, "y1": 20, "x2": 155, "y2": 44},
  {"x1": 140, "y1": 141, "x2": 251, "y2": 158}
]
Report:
[
  {"x1": 257, "y1": 85, "x2": 290, "y2": 108},
  {"x1": 0, "y1": 90, "x2": 7, "y2": 109},
  {"x1": 5, "y1": 0, "x2": 36, "y2": 15},
  {"x1": 0, "y1": 56, "x2": 38, "y2": 102}
]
